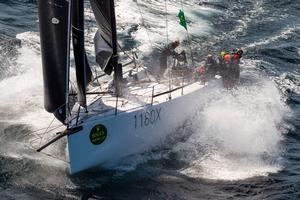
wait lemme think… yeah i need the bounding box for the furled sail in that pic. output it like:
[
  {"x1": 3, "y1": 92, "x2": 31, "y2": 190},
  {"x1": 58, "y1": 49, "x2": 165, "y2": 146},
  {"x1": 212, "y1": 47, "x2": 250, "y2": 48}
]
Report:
[
  {"x1": 72, "y1": 0, "x2": 93, "y2": 107},
  {"x1": 38, "y1": 0, "x2": 71, "y2": 123},
  {"x1": 90, "y1": 0, "x2": 114, "y2": 75}
]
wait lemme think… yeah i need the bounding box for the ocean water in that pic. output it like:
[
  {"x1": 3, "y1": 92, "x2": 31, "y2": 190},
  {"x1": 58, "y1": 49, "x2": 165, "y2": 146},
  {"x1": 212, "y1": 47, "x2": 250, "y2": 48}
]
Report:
[{"x1": 0, "y1": 0, "x2": 300, "y2": 199}]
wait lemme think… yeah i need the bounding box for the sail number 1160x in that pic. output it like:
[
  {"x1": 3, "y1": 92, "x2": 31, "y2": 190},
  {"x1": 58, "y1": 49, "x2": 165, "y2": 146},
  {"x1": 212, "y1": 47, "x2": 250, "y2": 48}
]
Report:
[{"x1": 134, "y1": 108, "x2": 162, "y2": 129}]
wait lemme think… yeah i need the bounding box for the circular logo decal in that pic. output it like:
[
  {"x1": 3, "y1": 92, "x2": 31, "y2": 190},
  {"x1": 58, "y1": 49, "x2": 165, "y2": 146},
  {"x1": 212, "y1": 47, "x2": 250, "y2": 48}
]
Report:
[{"x1": 89, "y1": 124, "x2": 107, "y2": 145}]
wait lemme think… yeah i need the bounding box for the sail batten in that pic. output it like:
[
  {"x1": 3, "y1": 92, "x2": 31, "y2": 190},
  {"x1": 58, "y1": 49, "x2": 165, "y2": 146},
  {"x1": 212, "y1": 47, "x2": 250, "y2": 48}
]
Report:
[{"x1": 38, "y1": 0, "x2": 71, "y2": 123}]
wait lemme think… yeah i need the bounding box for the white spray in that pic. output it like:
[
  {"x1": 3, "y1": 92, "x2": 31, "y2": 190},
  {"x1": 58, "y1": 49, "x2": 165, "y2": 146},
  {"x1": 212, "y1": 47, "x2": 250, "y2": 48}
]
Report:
[{"x1": 174, "y1": 73, "x2": 291, "y2": 180}]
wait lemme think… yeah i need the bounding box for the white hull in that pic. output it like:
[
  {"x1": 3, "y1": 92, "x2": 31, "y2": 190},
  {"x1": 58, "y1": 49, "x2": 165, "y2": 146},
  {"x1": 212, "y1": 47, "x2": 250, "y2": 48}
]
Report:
[{"x1": 67, "y1": 80, "x2": 219, "y2": 174}]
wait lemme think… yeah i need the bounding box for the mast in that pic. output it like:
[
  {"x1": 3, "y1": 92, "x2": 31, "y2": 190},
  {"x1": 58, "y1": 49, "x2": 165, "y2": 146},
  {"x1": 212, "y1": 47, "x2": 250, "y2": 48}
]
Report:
[
  {"x1": 72, "y1": 0, "x2": 87, "y2": 107},
  {"x1": 110, "y1": 0, "x2": 122, "y2": 96},
  {"x1": 72, "y1": 0, "x2": 93, "y2": 108}
]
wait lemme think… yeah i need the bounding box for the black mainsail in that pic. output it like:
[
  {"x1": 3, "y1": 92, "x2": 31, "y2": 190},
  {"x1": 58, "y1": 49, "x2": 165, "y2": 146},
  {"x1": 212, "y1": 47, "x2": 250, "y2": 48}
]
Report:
[
  {"x1": 72, "y1": 0, "x2": 93, "y2": 107},
  {"x1": 38, "y1": 0, "x2": 123, "y2": 124},
  {"x1": 38, "y1": 0, "x2": 71, "y2": 123}
]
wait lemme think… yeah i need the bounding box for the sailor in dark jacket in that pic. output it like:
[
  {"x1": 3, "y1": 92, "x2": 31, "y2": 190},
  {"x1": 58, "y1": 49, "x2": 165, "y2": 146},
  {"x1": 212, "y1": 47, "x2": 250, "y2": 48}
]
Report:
[
  {"x1": 203, "y1": 54, "x2": 219, "y2": 81},
  {"x1": 159, "y1": 40, "x2": 180, "y2": 78},
  {"x1": 232, "y1": 48, "x2": 243, "y2": 82},
  {"x1": 219, "y1": 49, "x2": 243, "y2": 88}
]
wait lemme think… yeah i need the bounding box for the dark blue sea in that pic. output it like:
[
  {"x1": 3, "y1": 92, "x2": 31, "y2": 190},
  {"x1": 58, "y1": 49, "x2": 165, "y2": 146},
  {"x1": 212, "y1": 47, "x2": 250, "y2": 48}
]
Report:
[{"x1": 0, "y1": 0, "x2": 300, "y2": 199}]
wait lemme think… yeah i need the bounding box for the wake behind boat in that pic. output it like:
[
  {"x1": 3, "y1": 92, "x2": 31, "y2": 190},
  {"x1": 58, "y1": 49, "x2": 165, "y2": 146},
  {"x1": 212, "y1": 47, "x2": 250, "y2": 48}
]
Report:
[{"x1": 36, "y1": 0, "x2": 227, "y2": 174}]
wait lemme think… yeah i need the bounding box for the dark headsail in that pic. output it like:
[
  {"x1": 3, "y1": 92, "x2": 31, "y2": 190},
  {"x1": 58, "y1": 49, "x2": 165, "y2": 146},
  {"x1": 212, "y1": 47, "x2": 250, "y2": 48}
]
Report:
[
  {"x1": 90, "y1": 0, "x2": 122, "y2": 95},
  {"x1": 72, "y1": 0, "x2": 93, "y2": 107},
  {"x1": 38, "y1": 0, "x2": 71, "y2": 123},
  {"x1": 90, "y1": 0, "x2": 114, "y2": 75}
]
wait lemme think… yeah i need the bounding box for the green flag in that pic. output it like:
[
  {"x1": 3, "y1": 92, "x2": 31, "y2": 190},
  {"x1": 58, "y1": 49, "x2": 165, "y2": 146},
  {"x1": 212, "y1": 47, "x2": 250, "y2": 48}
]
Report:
[{"x1": 178, "y1": 10, "x2": 187, "y2": 30}]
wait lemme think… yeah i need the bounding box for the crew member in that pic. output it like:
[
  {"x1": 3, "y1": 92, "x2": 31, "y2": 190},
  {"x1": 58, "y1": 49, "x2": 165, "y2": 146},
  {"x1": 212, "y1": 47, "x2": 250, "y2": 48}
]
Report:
[
  {"x1": 218, "y1": 50, "x2": 227, "y2": 74},
  {"x1": 159, "y1": 40, "x2": 181, "y2": 78},
  {"x1": 203, "y1": 54, "x2": 219, "y2": 81},
  {"x1": 219, "y1": 49, "x2": 243, "y2": 88},
  {"x1": 231, "y1": 48, "x2": 243, "y2": 85}
]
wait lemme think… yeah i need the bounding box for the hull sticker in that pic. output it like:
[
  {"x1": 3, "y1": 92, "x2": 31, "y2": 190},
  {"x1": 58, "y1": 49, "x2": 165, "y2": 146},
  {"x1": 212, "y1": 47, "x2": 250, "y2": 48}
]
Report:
[{"x1": 90, "y1": 124, "x2": 107, "y2": 145}]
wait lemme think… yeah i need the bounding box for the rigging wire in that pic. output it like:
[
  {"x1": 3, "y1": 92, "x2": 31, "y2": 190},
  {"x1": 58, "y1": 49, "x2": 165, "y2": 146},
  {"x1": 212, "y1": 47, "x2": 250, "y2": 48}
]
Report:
[
  {"x1": 22, "y1": 124, "x2": 64, "y2": 138},
  {"x1": 136, "y1": 0, "x2": 154, "y2": 50},
  {"x1": 164, "y1": 0, "x2": 172, "y2": 99},
  {"x1": 180, "y1": 0, "x2": 195, "y2": 68},
  {"x1": 23, "y1": 142, "x2": 69, "y2": 164},
  {"x1": 164, "y1": 0, "x2": 169, "y2": 45},
  {"x1": 117, "y1": 42, "x2": 155, "y2": 80},
  {"x1": 118, "y1": 42, "x2": 135, "y2": 61},
  {"x1": 38, "y1": 116, "x2": 56, "y2": 148},
  {"x1": 39, "y1": 151, "x2": 69, "y2": 164}
]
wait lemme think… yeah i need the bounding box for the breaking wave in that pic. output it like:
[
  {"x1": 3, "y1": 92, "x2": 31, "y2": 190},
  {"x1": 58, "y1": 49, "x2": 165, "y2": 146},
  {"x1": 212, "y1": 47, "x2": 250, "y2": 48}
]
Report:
[
  {"x1": 0, "y1": 0, "x2": 296, "y2": 190},
  {"x1": 174, "y1": 74, "x2": 291, "y2": 180}
]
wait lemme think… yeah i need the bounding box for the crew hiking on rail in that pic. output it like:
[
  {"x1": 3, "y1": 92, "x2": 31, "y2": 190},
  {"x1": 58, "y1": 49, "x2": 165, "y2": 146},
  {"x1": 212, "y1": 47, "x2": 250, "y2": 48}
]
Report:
[{"x1": 195, "y1": 48, "x2": 244, "y2": 88}]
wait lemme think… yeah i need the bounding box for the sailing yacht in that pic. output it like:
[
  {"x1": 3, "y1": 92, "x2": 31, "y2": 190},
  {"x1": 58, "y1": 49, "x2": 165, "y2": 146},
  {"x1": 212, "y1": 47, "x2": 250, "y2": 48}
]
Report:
[{"x1": 37, "y1": 0, "x2": 219, "y2": 174}]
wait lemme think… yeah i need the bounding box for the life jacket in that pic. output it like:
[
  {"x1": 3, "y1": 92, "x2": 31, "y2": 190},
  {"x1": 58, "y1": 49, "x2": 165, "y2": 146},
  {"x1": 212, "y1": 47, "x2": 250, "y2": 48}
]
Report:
[
  {"x1": 195, "y1": 66, "x2": 206, "y2": 75},
  {"x1": 233, "y1": 53, "x2": 241, "y2": 60},
  {"x1": 220, "y1": 51, "x2": 226, "y2": 58},
  {"x1": 224, "y1": 54, "x2": 231, "y2": 61}
]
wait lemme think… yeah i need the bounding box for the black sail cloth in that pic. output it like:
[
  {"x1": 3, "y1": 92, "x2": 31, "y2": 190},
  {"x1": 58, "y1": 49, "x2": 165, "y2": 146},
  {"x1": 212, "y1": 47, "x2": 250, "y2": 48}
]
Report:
[
  {"x1": 90, "y1": 0, "x2": 123, "y2": 95},
  {"x1": 90, "y1": 0, "x2": 114, "y2": 75},
  {"x1": 37, "y1": 0, "x2": 71, "y2": 123},
  {"x1": 38, "y1": 0, "x2": 119, "y2": 123},
  {"x1": 72, "y1": 0, "x2": 93, "y2": 107}
]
